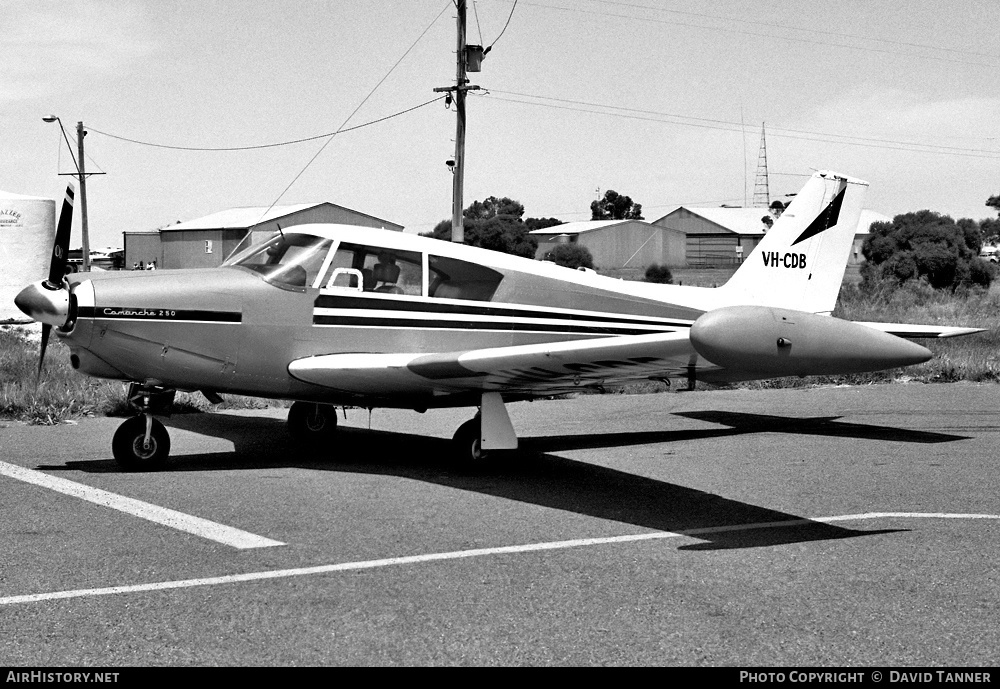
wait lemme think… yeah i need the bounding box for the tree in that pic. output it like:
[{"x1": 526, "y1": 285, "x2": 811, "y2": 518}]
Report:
[
  {"x1": 423, "y1": 196, "x2": 538, "y2": 259},
  {"x1": 525, "y1": 217, "x2": 563, "y2": 231},
  {"x1": 543, "y1": 243, "x2": 594, "y2": 270},
  {"x1": 861, "y1": 210, "x2": 992, "y2": 290},
  {"x1": 980, "y1": 217, "x2": 1000, "y2": 247},
  {"x1": 986, "y1": 194, "x2": 1000, "y2": 216},
  {"x1": 464, "y1": 196, "x2": 524, "y2": 221},
  {"x1": 591, "y1": 190, "x2": 643, "y2": 220}
]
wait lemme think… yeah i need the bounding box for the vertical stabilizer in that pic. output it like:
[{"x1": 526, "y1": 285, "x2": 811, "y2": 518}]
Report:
[{"x1": 718, "y1": 170, "x2": 868, "y2": 314}]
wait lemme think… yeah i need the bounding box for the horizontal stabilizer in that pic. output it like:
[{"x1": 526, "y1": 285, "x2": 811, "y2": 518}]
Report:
[{"x1": 854, "y1": 322, "x2": 987, "y2": 339}]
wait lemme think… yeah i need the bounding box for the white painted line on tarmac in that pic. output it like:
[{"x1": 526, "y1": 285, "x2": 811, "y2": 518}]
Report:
[
  {"x1": 0, "y1": 461, "x2": 284, "y2": 550},
  {"x1": 1, "y1": 511, "x2": 997, "y2": 607}
]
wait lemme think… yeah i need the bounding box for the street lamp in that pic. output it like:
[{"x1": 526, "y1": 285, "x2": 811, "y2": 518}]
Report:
[{"x1": 43, "y1": 115, "x2": 91, "y2": 273}]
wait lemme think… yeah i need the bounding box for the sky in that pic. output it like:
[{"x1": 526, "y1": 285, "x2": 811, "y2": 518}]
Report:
[{"x1": 3, "y1": 0, "x2": 999, "y2": 251}]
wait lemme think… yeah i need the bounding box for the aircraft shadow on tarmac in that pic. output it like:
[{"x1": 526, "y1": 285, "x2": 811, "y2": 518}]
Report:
[{"x1": 39, "y1": 409, "x2": 958, "y2": 550}]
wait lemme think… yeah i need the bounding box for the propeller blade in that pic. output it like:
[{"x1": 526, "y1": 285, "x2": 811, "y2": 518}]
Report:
[
  {"x1": 46, "y1": 183, "x2": 75, "y2": 287},
  {"x1": 37, "y1": 323, "x2": 52, "y2": 384},
  {"x1": 32, "y1": 182, "x2": 75, "y2": 384}
]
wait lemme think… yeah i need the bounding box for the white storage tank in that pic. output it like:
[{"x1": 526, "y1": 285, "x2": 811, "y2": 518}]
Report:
[{"x1": 0, "y1": 190, "x2": 55, "y2": 322}]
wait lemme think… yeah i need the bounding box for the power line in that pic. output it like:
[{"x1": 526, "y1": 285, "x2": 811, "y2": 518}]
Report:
[
  {"x1": 258, "y1": 1, "x2": 452, "y2": 225},
  {"x1": 517, "y1": 0, "x2": 1000, "y2": 69},
  {"x1": 471, "y1": 0, "x2": 484, "y2": 45},
  {"x1": 483, "y1": 89, "x2": 1000, "y2": 160},
  {"x1": 86, "y1": 97, "x2": 445, "y2": 152},
  {"x1": 589, "y1": 0, "x2": 1000, "y2": 62},
  {"x1": 486, "y1": 0, "x2": 518, "y2": 53}
]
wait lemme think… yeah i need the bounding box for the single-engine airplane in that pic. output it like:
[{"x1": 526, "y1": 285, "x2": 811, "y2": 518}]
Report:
[{"x1": 15, "y1": 171, "x2": 983, "y2": 469}]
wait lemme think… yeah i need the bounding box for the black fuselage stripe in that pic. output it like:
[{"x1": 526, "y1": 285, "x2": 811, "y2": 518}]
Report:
[
  {"x1": 79, "y1": 307, "x2": 242, "y2": 323},
  {"x1": 312, "y1": 314, "x2": 674, "y2": 335},
  {"x1": 314, "y1": 295, "x2": 692, "y2": 327}
]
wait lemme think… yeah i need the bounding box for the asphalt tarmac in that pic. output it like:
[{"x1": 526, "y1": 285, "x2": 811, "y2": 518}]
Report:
[{"x1": 1, "y1": 383, "x2": 998, "y2": 666}]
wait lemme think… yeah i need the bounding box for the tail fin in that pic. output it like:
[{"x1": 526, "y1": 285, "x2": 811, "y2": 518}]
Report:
[{"x1": 718, "y1": 170, "x2": 868, "y2": 314}]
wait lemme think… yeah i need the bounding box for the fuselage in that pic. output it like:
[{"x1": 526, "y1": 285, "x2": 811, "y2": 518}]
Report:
[{"x1": 60, "y1": 225, "x2": 709, "y2": 405}]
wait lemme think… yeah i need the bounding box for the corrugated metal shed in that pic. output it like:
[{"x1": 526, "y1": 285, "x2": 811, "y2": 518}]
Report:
[
  {"x1": 160, "y1": 203, "x2": 401, "y2": 232},
  {"x1": 653, "y1": 206, "x2": 888, "y2": 266},
  {"x1": 124, "y1": 202, "x2": 403, "y2": 270},
  {"x1": 529, "y1": 219, "x2": 686, "y2": 269}
]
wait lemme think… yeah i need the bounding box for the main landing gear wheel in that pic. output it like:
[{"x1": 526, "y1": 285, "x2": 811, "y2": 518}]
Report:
[
  {"x1": 288, "y1": 402, "x2": 338, "y2": 445},
  {"x1": 452, "y1": 417, "x2": 489, "y2": 464},
  {"x1": 112, "y1": 416, "x2": 170, "y2": 470}
]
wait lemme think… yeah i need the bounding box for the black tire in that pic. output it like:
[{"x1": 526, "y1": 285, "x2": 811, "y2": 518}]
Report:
[
  {"x1": 288, "y1": 402, "x2": 338, "y2": 444},
  {"x1": 112, "y1": 416, "x2": 170, "y2": 470},
  {"x1": 452, "y1": 417, "x2": 489, "y2": 464}
]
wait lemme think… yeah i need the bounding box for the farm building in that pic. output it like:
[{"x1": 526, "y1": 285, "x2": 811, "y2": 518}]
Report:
[
  {"x1": 652, "y1": 207, "x2": 772, "y2": 267},
  {"x1": 652, "y1": 206, "x2": 890, "y2": 266},
  {"x1": 124, "y1": 202, "x2": 403, "y2": 270},
  {"x1": 529, "y1": 219, "x2": 686, "y2": 269},
  {"x1": 850, "y1": 210, "x2": 892, "y2": 263}
]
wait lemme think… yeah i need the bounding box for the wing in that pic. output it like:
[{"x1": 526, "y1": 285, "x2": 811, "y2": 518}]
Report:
[
  {"x1": 854, "y1": 322, "x2": 986, "y2": 339},
  {"x1": 288, "y1": 332, "x2": 704, "y2": 402}
]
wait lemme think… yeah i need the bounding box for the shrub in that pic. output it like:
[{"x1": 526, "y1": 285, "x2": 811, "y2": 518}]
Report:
[
  {"x1": 544, "y1": 243, "x2": 595, "y2": 270},
  {"x1": 861, "y1": 211, "x2": 992, "y2": 291},
  {"x1": 644, "y1": 264, "x2": 673, "y2": 284}
]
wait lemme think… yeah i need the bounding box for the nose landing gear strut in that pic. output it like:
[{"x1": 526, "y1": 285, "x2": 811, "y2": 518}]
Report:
[{"x1": 111, "y1": 383, "x2": 175, "y2": 470}]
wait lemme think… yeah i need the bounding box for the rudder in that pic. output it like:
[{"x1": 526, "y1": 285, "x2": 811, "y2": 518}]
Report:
[{"x1": 718, "y1": 170, "x2": 868, "y2": 314}]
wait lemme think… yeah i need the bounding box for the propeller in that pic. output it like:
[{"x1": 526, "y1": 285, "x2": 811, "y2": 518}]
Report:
[{"x1": 13, "y1": 183, "x2": 75, "y2": 380}]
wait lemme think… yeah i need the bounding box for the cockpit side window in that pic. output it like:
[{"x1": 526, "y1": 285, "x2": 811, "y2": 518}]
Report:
[
  {"x1": 428, "y1": 255, "x2": 503, "y2": 301},
  {"x1": 228, "y1": 234, "x2": 332, "y2": 289},
  {"x1": 322, "y1": 243, "x2": 423, "y2": 296}
]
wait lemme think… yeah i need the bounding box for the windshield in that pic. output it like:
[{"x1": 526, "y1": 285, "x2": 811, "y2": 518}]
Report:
[{"x1": 226, "y1": 233, "x2": 332, "y2": 288}]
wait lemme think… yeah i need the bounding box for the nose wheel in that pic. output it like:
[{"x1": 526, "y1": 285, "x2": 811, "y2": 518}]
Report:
[
  {"x1": 112, "y1": 383, "x2": 176, "y2": 470},
  {"x1": 112, "y1": 415, "x2": 171, "y2": 470}
]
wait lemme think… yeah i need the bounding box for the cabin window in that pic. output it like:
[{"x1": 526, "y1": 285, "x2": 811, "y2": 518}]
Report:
[
  {"x1": 229, "y1": 234, "x2": 333, "y2": 288},
  {"x1": 428, "y1": 255, "x2": 503, "y2": 301},
  {"x1": 322, "y1": 242, "x2": 423, "y2": 296}
]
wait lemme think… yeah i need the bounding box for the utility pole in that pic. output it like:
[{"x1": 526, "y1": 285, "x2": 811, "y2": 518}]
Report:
[
  {"x1": 43, "y1": 115, "x2": 104, "y2": 273},
  {"x1": 76, "y1": 122, "x2": 91, "y2": 272},
  {"x1": 434, "y1": 0, "x2": 482, "y2": 243}
]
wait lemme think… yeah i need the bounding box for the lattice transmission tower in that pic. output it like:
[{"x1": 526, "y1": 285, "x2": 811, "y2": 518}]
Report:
[{"x1": 752, "y1": 123, "x2": 770, "y2": 208}]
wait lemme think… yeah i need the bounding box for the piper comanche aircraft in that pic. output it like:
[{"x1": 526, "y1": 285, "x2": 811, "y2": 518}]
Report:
[{"x1": 15, "y1": 171, "x2": 982, "y2": 469}]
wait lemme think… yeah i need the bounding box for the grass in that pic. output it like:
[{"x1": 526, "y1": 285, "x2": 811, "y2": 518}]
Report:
[
  {"x1": 831, "y1": 279, "x2": 1000, "y2": 384},
  {"x1": 3, "y1": 273, "x2": 997, "y2": 423},
  {"x1": 0, "y1": 326, "x2": 119, "y2": 424},
  {"x1": 595, "y1": 266, "x2": 1000, "y2": 393},
  {"x1": 0, "y1": 325, "x2": 277, "y2": 425}
]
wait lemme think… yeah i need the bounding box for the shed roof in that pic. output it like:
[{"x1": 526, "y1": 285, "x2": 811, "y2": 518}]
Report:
[
  {"x1": 655, "y1": 206, "x2": 891, "y2": 237},
  {"x1": 856, "y1": 209, "x2": 892, "y2": 233},
  {"x1": 528, "y1": 219, "x2": 652, "y2": 236},
  {"x1": 655, "y1": 206, "x2": 773, "y2": 236},
  {"x1": 161, "y1": 203, "x2": 325, "y2": 232}
]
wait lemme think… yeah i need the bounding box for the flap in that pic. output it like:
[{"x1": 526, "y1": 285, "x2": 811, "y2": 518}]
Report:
[{"x1": 288, "y1": 331, "x2": 700, "y2": 398}]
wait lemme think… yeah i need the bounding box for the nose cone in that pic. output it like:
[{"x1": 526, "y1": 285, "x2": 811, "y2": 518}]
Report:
[{"x1": 14, "y1": 281, "x2": 70, "y2": 328}]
